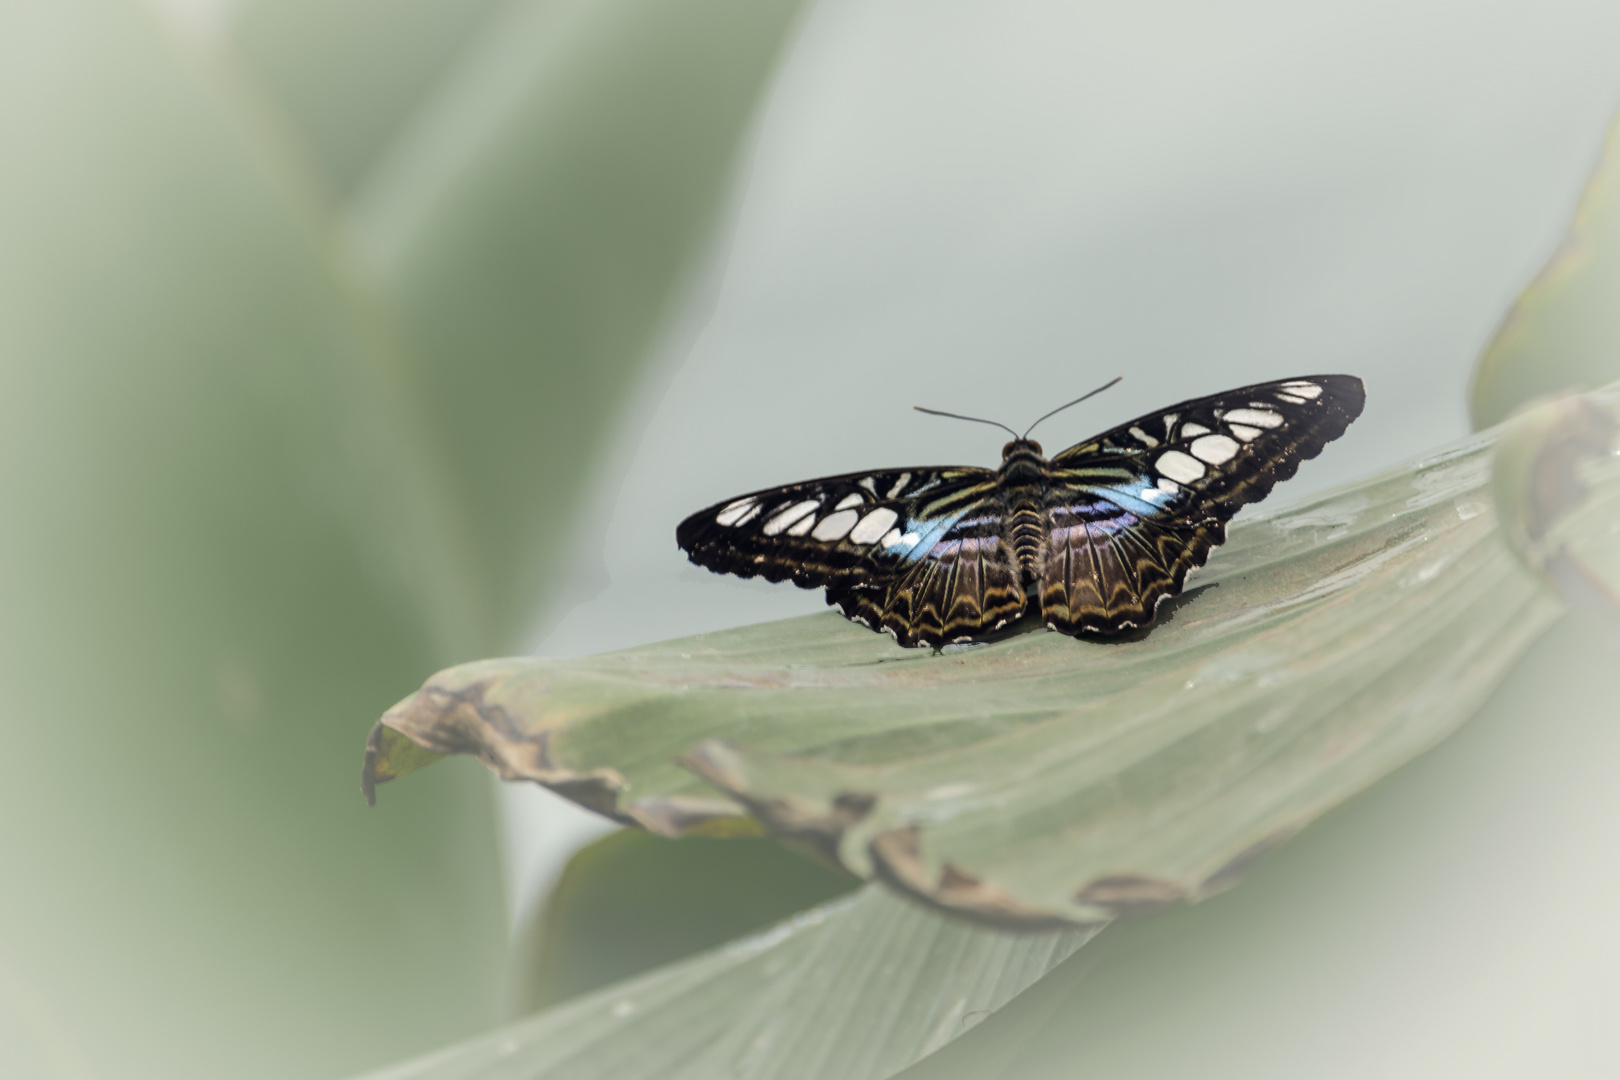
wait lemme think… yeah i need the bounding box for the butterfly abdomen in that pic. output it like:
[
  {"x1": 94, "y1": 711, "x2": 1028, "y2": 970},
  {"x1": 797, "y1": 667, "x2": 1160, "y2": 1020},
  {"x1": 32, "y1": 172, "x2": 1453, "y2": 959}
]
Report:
[
  {"x1": 996, "y1": 440, "x2": 1054, "y2": 582},
  {"x1": 1007, "y1": 506, "x2": 1046, "y2": 579}
]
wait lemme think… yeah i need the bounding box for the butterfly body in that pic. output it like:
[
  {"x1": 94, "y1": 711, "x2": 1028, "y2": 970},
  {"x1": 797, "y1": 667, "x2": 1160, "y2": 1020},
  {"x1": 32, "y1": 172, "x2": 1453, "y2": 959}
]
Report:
[{"x1": 677, "y1": 376, "x2": 1364, "y2": 648}]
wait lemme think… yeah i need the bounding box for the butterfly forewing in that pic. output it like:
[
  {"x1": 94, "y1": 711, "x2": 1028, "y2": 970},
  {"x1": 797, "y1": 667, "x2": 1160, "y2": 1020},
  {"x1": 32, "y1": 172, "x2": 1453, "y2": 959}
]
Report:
[
  {"x1": 1039, "y1": 375, "x2": 1365, "y2": 633},
  {"x1": 676, "y1": 465, "x2": 997, "y2": 591}
]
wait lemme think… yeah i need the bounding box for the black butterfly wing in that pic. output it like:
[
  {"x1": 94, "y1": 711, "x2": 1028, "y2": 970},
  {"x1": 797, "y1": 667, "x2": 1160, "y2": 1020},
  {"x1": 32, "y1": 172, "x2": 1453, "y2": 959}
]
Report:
[
  {"x1": 1040, "y1": 374, "x2": 1365, "y2": 634},
  {"x1": 677, "y1": 466, "x2": 1025, "y2": 647}
]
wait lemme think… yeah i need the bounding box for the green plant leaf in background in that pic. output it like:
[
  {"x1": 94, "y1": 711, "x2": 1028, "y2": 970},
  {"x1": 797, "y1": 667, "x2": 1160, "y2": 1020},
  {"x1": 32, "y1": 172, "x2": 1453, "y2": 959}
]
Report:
[
  {"x1": 358, "y1": 885, "x2": 1099, "y2": 1080},
  {"x1": 0, "y1": 0, "x2": 810, "y2": 1077},
  {"x1": 0, "y1": 2, "x2": 503, "y2": 1078},
  {"x1": 231, "y1": 0, "x2": 514, "y2": 199},
  {"x1": 229, "y1": 0, "x2": 811, "y2": 650},
  {"x1": 512, "y1": 830, "x2": 857, "y2": 1012},
  {"x1": 1471, "y1": 111, "x2": 1620, "y2": 429},
  {"x1": 340, "y1": 0, "x2": 811, "y2": 648},
  {"x1": 367, "y1": 388, "x2": 1599, "y2": 927}
]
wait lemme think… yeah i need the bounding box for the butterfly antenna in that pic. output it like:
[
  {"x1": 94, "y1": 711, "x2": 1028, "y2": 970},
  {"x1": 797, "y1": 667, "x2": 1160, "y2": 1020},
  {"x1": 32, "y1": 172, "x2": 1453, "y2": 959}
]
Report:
[
  {"x1": 912, "y1": 405, "x2": 1020, "y2": 439},
  {"x1": 1021, "y1": 376, "x2": 1123, "y2": 439}
]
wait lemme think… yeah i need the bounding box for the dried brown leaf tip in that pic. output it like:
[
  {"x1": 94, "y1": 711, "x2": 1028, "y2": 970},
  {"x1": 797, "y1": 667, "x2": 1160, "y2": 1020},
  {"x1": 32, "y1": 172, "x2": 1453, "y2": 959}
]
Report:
[{"x1": 363, "y1": 666, "x2": 627, "y2": 817}]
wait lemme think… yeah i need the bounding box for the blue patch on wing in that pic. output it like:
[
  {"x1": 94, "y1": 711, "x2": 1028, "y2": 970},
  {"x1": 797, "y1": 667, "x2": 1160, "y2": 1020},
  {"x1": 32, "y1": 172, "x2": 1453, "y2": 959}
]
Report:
[
  {"x1": 1090, "y1": 482, "x2": 1174, "y2": 518},
  {"x1": 886, "y1": 511, "x2": 968, "y2": 563}
]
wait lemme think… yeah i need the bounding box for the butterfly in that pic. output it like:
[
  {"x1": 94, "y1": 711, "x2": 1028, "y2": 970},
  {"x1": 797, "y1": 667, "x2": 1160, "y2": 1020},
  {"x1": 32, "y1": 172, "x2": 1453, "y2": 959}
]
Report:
[{"x1": 676, "y1": 375, "x2": 1365, "y2": 648}]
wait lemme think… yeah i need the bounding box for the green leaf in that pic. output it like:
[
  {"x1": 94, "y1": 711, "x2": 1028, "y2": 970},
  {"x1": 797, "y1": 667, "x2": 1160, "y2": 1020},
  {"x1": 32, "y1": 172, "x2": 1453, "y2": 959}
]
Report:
[
  {"x1": 0, "y1": 3, "x2": 504, "y2": 1077},
  {"x1": 362, "y1": 382, "x2": 1620, "y2": 927},
  {"x1": 348, "y1": 0, "x2": 811, "y2": 647},
  {"x1": 230, "y1": 0, "x2": 514, "y2": 198},
  {"x1": 1471, "y1": 107, "x2": 1620, "y2": 428},
  {"x1": 358, "y1": 886, "x2": 1097, "y2": 1080},
  {"x1": 901, "y1": 606, "x2": 1620, "y2": 1080},
  {"x1": 511, "y1": 830, "x2": 858, "y2": 1012}
]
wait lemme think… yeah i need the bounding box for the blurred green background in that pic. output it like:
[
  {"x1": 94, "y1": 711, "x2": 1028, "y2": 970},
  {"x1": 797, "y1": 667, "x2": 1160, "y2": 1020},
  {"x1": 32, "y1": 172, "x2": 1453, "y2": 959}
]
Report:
[
  {"x1": 0, "y1": 0, "x2": 804, "y2": 1076},
  {"x1": 3, "y1": 1, "x2": 1619, "y2": 1078}
]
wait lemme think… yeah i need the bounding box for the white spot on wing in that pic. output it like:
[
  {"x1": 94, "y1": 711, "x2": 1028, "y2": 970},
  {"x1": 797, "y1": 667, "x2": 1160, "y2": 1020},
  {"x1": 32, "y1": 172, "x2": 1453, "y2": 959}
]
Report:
[
  {"x1": 715, "y1": 499, "x2": 756, "y2": 527},
  {"x1": 1162, "y1": 412, "x2": 1179, "y2": 436},
  {"x1": 835, "y1": 492, "x2": 864, "y2": 510},
  {"x1": 849, "y1": 507, "x2": 899, "y2": 544},
  {"x1": 858, "y1": 477, "x2": 877, "y2": 493},
  {"x1": 1228, "y1": 423, "x2": 1261, "y2": 442},
  {"x1": 880, "y1": 527, "x2": 903, "y2": 547},
  {"x1": 1224, "y1": 408, "x2": 1283, "y2": 429},
  {"x1": 762, "y1": 499, "x2": 819, "y2": 536},
  {"x1": 1156, "y1": 449, "x2": 1206, "y2": 484},
  {"x1": 1275, "y1": 392, "x2": 1307, "y2": 404},
  {"x1": 787, "y1": 513, "x2": 817, "y2": 536},
  {"x1": 1281, "y1": 380, "x2": 1323, "y2": 399},
  {"x1": 1157, "y1": 477, "x2": 1180, "y2": 493},
  {"x1": 886, "y1": 472, "x2": 911, "y2": 498},
  {"x1": 811, "y1": 509, "x2": 860, "y2": 541},
  {"x1": 1190, "y1": 433, "x2": 1240, "y2": 465},
  {"x1": 1128, "y1": 426, "x2": 1159, "y2": 447},
  {"x1": 1181, "y1": 422, "x2": 1210, "y2": 437}
]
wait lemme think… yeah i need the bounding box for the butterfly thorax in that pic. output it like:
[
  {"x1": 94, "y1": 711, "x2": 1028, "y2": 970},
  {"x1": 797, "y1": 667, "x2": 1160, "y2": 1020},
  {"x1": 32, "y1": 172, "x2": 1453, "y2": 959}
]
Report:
[{"x1": 998, "y1": 439, "x2": 1051, "y2": 583}]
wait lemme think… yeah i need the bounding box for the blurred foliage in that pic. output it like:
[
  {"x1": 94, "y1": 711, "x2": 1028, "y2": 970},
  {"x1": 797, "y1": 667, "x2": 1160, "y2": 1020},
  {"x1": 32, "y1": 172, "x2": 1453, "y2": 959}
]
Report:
[
  {"x1": 513, "y1": 830, "x2": 857, "y2": 1012},
  {"x1": 347, "y1": 0, "x2": 811, "y2": 648},
  {"x1": 0, "y1": 0, "x2": 805, "y2": 1077},
  {"x1": 357, "y1": 886, "x2": 1097, "y2": 1080},
  {"x1": 1472, "y1": 111, "x2": 1620, "y2": 428},
  {"x1": 0, "y1": 3, "x2": 503, "y2": 1077},
  {"x1": 233, "y1": 0, "x2": 513, "y2": 198}
]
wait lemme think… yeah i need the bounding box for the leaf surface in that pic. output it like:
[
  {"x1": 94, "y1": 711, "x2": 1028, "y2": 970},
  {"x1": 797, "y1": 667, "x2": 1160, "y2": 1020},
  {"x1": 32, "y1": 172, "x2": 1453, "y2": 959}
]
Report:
[
  {"x1": 231, "y1": 0, "x2": 513, "y2": 197},
  {"x1": 0, "y1": 2, "x2": 505, "y2": 1077},
  {"x1": 512, "y1": 830, "x2": 858, "y2": 1012},
  {"x1": 359, "y1": 886, "x2": 1097, "y2": 1080},
  {"x1": 1472, "y1": 107, "x2": 1620, "y2": 427}
]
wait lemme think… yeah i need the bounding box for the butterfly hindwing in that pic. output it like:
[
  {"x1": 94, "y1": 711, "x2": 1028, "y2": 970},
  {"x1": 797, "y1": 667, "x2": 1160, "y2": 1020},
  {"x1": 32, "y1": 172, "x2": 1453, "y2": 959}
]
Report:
[
  {"x1": 1038, "y1": 508, "x2": 1224, "y2": 635},
  {"x1": 1040, "y1": 375, "x2": 1365, "y2": 633},
  {"x1": 828, "y1": 510, "x2": 1025, "y2": 647}
]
